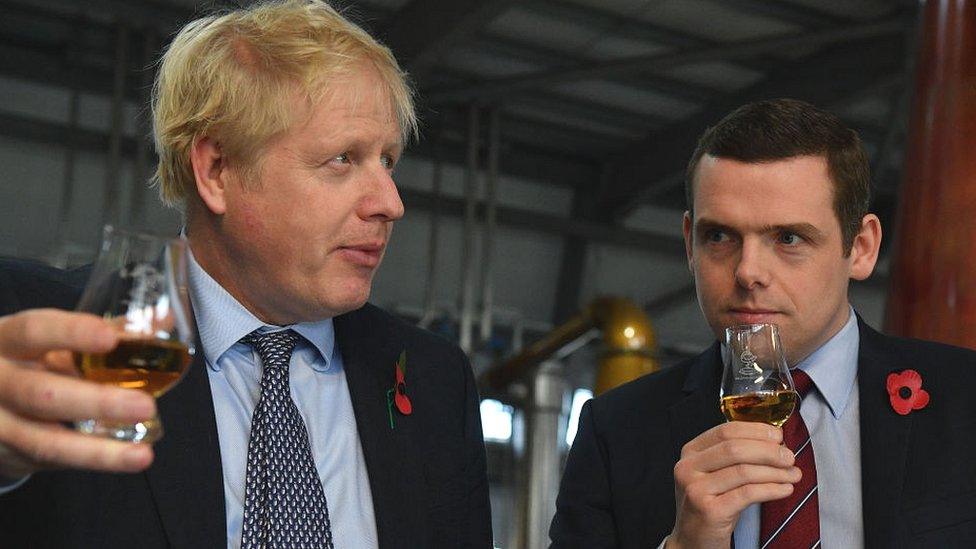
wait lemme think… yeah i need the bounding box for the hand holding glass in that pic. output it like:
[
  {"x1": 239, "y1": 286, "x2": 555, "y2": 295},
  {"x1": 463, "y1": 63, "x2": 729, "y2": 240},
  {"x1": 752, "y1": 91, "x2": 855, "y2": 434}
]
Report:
[
  {"x1": 720, "y1": 323, "x2": 797, "y2": 427},
  {"x1": 73, "y1": 226, "x2": 195, "y2": 443}
]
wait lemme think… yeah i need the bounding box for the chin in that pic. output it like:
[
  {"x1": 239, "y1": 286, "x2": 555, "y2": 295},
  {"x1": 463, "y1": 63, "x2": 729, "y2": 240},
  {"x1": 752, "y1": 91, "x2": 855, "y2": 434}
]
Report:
[{"x1": 318, "y1": 282, "x2": 372, "y2": 316}]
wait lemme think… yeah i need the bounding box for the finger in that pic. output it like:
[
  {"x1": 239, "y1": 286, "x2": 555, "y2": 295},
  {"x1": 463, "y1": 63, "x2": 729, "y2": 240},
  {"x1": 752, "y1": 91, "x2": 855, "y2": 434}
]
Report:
[
  {"x1": 701, "y1": 464, "x2": 801, "y2": 495},
  {"x1": 713, "y1": 482, "x2": 797, "y2": 511},
  {"x1": 689, "y1": 439, "x2": 795, "y2": 474},
  {"x1": 39, "y1": 350, "x2": 81, "y2": 376},
  {"x1": 0, "y1": 367, "x2": 155, "y2": 423},
  {"x1": 682, "y1": 421, "x2": 782, "y2": 455},
  {"x1": 0, "y1": 411, "x2": 154, "y2": 475},
  {"x1": 0, "y1": 310, "x2": 117, "y2": 360}
]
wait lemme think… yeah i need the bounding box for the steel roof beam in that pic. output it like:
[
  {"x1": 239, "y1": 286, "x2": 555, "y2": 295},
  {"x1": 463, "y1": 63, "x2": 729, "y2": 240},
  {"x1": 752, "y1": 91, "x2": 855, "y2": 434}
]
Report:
[
  {"x1": 424, "y1": 18, "x2": 906, "y2": 104},
  {"x1": 597, "y1": 35, "x2": 908, "y2": 219}
]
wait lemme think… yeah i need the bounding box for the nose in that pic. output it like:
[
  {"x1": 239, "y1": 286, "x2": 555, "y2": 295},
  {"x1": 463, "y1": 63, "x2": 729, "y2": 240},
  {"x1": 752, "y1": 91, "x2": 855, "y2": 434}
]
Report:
[
  {"x1": 734, "y1": 238, "x2": 771, "y2": 290},
  {"x1": 360, "y1": 167, "x2": 404, "y2": 222}
]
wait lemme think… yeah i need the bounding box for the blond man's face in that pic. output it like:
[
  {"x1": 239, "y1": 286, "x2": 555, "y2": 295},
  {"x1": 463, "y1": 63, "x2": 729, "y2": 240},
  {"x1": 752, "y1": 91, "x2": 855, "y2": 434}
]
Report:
[{"x1": 216, "y1": 64, "x2": 404, "y2": 323}]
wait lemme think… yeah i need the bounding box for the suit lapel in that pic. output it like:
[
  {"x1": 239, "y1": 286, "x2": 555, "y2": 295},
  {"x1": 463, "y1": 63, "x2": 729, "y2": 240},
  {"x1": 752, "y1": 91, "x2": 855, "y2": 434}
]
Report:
[
  {"x1": 335, "y1": 307, "x2": 423, "y2": 548},
  {"x1": 857, "y1": 320, "x2": 914, "y2": 548},
  {"x1": 668, "y1": 343, "x2": 726, "y2": 464},
  {"x1": 40, "y1": 264, "x2": 226, "y2": 544},
  {"x1": 666, "y1": 344, "x2": 730, "y2": 547},
  {"x1": 145, "y1": 349, "x2": 227, "y2": 547}
]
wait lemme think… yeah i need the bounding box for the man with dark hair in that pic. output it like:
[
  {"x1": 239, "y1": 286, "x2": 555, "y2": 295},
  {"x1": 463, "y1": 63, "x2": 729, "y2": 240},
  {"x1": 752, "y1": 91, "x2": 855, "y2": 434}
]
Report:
[{"x1": 550, "y1": 98, "x2": 976, "y2": 548}]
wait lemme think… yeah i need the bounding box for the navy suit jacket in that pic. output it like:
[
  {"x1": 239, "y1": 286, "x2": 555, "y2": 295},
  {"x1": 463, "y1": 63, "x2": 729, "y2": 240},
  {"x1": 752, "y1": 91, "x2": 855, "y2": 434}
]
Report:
[
  {"x1": 550, "y1": 317, "x2": 976, "y2": 548},
  {"x1": 0, "y1": 258, "x2": 492, "y2": 548}
]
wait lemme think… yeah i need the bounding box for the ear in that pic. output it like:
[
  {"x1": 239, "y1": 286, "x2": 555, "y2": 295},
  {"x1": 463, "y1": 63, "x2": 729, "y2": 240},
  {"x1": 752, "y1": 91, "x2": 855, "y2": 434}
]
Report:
[
  {"x1": 849, "y1": 213, "x2": 882, "y2": 280},
  {"x1": 189, "y1": 136, "x2": 230, "y2": 215},
  {"x1": 682, "y1": 211, "x2": 694, "y2": 272}
]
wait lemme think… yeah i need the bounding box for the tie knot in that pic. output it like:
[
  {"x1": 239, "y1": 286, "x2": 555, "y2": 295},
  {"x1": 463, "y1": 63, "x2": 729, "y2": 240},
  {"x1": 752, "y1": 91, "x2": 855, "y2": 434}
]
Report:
[
  {"x1": 242, "y1": 329, "x2": 301, "y2": 370},
  {"x1": 790, "y1": 368, "x2": 815, "y2": 398}
]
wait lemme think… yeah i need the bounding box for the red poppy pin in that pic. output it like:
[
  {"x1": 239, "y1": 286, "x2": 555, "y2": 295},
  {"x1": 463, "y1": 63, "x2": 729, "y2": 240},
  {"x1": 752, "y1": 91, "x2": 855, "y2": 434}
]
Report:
[
  {"x1": 386, "y1": 350, "x2": 412, "y2": 429},
  {"x1": 886, "y1": 369, "x2": 930, "y2": 415}
]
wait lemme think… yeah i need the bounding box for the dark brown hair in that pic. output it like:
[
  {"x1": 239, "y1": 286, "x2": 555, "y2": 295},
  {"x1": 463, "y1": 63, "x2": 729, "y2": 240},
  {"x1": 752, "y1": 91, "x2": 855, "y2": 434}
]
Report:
[{"x1": 685, "y1": 98, "x2": 871, "y2": 254}]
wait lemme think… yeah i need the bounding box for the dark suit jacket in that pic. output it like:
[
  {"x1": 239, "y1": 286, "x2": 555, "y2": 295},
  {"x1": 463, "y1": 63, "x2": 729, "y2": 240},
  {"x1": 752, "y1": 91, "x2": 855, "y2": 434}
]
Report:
[
  {"x1": 0, "y1": 258, "x2": 492, "y2": 548},
  {"x1": 550, "y1": 317, "x2": 976, "y2": 549}
]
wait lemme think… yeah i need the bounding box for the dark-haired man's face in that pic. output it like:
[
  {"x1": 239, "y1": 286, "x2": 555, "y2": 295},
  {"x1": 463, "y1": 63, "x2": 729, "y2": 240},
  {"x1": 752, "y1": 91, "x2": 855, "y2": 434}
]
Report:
[{"x1": 682, "y1": 154, "x2": 880, "y2": 365}]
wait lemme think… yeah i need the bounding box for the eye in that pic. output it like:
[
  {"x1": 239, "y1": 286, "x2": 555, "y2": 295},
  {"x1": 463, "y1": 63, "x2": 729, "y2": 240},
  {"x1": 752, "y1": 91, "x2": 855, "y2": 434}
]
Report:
[
  {"x1": 330, "y1": 152, "x2": 351, "y2": 165},
  {"x1": 380, "y1": 154, "x2": 397, "y2": 170},
  {"x1": 704, "y1": 229, "x2": 730, "y2": 243},
  {"x1": 778, "y1": 232, "x2": 802, "y2": 246}
]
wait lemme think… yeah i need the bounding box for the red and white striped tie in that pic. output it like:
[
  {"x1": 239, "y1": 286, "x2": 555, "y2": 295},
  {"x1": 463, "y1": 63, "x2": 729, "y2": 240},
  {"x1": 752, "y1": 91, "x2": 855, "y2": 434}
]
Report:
[{"x1": 760, "y1": 368, "x2": 820, "y2": 549}]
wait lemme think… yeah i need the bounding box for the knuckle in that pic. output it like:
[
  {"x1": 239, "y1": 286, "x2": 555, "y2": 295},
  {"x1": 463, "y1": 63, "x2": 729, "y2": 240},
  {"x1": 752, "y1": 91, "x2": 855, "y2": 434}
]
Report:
[
  {"x1": 673, "y1": 459, "x2": 690, "y2": 480},
  {"x1": 0, "y1": 413, "x2": 15, "y2": 446},
  {"x1": 24, "y1": 433, "x2": 57, "y2": 466},
  {"x1": 732, "y1": 463, "x2": 751, "y2": 479},
  {"x1": 724, "y1": 440, "x2": 745, "y2": 461},
  {"x1": 18, "y1": 378, "x2": 55, "y2": 417},
  {"x1": 714, "y1": 425, "x2": 733, "y2": 442}
]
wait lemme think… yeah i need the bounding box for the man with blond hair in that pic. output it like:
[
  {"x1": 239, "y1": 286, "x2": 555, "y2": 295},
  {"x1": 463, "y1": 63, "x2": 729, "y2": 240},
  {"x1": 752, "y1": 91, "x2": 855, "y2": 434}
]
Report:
[{"x1": 0, "y1": 1, "x2": 492, "y2": 547}]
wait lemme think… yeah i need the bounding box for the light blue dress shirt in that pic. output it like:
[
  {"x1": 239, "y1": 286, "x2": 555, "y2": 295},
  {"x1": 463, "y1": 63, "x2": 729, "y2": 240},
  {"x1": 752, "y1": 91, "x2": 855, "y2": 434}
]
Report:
[
  {"x1": 732, "y1": 308, "x2": 864, "y2": 548},
  {"x1": 187, "y1": 251, "x2": 379, "y2": 549}
]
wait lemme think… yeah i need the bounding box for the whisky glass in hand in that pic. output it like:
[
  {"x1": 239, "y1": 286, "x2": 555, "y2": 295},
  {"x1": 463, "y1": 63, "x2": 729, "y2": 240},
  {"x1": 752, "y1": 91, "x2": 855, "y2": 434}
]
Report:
[
  {"x1": 720, "y1": 323, "x2": 797, "y2": 427},
  {"x1": 74, "y1": 226, "x2": 195, "y2": 443}
]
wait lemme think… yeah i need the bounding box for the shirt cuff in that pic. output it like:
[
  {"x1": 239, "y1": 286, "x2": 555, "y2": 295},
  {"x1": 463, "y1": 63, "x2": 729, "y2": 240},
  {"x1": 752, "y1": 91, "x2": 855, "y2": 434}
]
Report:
[{"x1": 0, "y1": 474, "x2": 30, "y2": 496}]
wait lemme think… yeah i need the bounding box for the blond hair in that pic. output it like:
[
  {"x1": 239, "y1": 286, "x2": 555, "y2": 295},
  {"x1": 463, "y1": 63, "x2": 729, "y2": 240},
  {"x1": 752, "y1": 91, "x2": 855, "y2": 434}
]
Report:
[{"x1": 151, "y1": 0, "x2": 417, "y2": 209}]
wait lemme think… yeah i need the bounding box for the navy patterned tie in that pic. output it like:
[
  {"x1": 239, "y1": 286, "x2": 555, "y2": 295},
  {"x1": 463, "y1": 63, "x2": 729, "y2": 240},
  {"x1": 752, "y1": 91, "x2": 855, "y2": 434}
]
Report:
[{"x1": 240, "y1": 330, "x2": 334, "y2": 549}]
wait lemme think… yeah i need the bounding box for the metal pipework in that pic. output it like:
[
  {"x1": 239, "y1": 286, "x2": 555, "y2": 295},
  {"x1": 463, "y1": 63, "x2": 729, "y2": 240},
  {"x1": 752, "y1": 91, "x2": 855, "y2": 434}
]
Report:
[
  {"x1": 479, "y1": 107, "x2": 500, "y2": 344},
  {"x1": 418, "y1": 146, "x2": 444, "y2": 330},
  {"x1": 458, "y1": 104, "x2": 480, "y2": 354},
  {"x1": 480, "y1": 296, "x2": 658, "y2": 396},
  {"x1": 104, "y1": 22, "x2": 129, "y2": 228},
  {"x1": 131, "y1": 29, "x2": 157, "y2": 225},
  {"x1": 515, "y1": 360, "x2": 566, "y2": 549}
]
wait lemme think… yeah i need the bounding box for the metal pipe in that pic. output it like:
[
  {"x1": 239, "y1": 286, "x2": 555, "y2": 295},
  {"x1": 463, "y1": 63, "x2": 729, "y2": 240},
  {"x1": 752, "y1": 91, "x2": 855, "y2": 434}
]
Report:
[
  {"x1": 103, "y1": 21, "x2": 129, "y2": 229},
  {"x1": 884, "y1": 0, "x2": 976, "y2": 346},
  {"x1": 51, "y1": 15, "x2": 86, "y2": 264},
  {"x1": 459, "y1": 104, "x2": 480, "y2": 354},
  {"x1": 480, "y1": 297, "x2": 657, "y2": 396},
  {"x1": 482, "y1": 313, "x2": 591, "y2": 393},
  {"x1": 419, "y1": 142, "x2": 443, "y2": 330},
  {"x1": 55, "y1": 63, "x2": 82, "y2": 252},
  {"x1": 479, "y1": 108, "x2": 500, "y2": 344},
  {"x1": 131, "y1": 28, "x2": 156, "y2": 225},
  {"x1": 516, "y1": 360, "x2": 566, "y2": 549}
]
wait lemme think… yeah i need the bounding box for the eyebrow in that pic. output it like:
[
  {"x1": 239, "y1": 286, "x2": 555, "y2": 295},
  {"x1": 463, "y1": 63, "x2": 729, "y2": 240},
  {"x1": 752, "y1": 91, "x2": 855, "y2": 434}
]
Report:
[{"x1": 695, "y1": 218, "x2": 827, "y2": 241}]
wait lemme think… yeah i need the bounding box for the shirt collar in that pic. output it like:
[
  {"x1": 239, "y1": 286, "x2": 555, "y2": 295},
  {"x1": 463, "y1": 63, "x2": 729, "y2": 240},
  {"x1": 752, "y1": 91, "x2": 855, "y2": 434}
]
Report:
[
  {"x1": 718, "y1": 307, "x2": 859, "y2": 419},
  {"x1": 186, "y1": 248, "x2": 336, "y2": 373},
  {"x1": 794, "y1": 307, "x2": 859, "y2": 419}
]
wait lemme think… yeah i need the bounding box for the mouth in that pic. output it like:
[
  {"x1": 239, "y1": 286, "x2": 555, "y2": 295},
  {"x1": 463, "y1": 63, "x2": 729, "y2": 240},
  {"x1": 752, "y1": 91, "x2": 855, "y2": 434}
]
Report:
[
  {"x1": 727, "y1": 308, "x2": 780, "y2": 324},
  {"x1": 337, "y1": 241, "x2": 385, "y2": 268}
]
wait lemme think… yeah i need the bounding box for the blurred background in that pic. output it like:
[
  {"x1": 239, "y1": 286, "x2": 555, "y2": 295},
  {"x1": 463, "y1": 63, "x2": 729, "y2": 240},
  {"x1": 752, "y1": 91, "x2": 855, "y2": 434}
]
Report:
[{"x1": 0, "y1": 0, "x2": 964, "y2": 546}]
